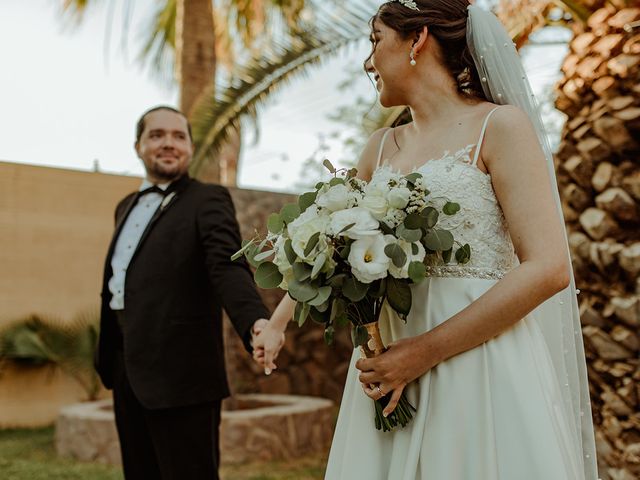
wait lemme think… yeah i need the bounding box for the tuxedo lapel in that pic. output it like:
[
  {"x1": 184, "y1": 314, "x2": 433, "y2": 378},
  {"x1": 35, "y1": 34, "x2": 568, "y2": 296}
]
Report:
[{"x1": 129, "y1": 175, "x2": 191, "y2": 265}]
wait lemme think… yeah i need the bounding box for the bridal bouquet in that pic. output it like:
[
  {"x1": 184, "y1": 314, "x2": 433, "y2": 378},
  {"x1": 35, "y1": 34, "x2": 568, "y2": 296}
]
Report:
[{"x1": 233, "y1": 160, "x2": 471, "y2": 431}]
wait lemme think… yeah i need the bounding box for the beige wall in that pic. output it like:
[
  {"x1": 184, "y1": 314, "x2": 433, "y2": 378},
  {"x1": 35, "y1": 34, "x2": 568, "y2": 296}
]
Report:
[{"x1": 0, "y1": 161, "x2": 140, "y2": 325}]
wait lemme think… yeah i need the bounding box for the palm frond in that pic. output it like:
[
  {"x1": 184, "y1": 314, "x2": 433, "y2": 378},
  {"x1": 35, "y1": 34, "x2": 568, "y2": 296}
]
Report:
[
  {"x1": 0, "y1": 312, "x2": 101, "y2": 399},
  {"x1": 139, "y1": 0, "x2": 177, "y2": 83},
  {"x1": 188, "y1": 1, "x2": 378, "y2": 177}
]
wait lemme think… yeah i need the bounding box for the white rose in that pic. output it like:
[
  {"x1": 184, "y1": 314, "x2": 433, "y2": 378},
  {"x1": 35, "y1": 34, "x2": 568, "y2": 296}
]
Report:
[
  {"x1": 388, "y1": 239, "x2": 426, "y2": 279},
  {"x1": 387, "y1": 187, "x2": 411, "y2": 209},
  {"x1": 316, "y1": 184, "x2": 354, "y2": 212},
  {"x1": 348, "y1": 234, "x2": 394, "y2": 283},
  {"x1": 360, "y1": 195, "x2": 389, "y2": 220},
  {"x1": 290, "y1": 217, "x2": 330, "y2": 263},
  {"x1": 329, "y1": 207, "x2": 379, "y2": 240}
]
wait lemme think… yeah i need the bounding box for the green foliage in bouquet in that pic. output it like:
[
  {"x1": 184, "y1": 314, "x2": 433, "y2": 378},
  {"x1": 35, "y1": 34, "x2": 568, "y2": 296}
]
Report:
[{"x1": 233, "y1": 160, "x2": 471, "y2": 430}]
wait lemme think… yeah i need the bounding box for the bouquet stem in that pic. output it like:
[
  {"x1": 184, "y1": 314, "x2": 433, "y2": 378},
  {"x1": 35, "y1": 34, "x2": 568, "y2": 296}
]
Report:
[{"x1": 359, "y1": 322, "x2": 416, "y2": 432}]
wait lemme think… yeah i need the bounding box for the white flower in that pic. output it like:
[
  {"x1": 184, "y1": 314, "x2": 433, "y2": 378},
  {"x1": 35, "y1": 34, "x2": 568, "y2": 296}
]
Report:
[
  {"x1": 329, "y1": 207, "x2": 379, "y2": 240},
  {"x1": 388, "y1": 239, "x2": 426, "y2": 279},
  {"x1": 348, "y1": 234, "x2": 394, "y2": 283},
  {"x1": 360, "y1": 194, "x2": 389, "y2": 220},
  {"x1": 387, "y1": 187, "x2": 411, "y2": 209},
  {"x1": 381, "y1": 208, "x2": 407, "y2": 229},
  {"x1": 316, "y1": 184, "x2": 357, "y2": 212},
  {"x1": 287, "y1": 206, "x2": 330, "y2": 263}
]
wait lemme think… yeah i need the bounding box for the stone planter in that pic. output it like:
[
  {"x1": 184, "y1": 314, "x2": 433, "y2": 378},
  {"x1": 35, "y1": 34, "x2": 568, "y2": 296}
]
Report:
[{"x1": 55, "y1": 394, "x2": 335, "y2": 466}]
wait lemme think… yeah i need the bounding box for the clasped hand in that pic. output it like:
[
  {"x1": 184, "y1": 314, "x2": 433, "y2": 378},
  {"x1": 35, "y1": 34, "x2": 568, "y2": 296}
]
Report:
[
  {"x1": 251, "y1": 319, "x2": 285, "y2": 375},
  {"x1": 356, "y1": 335, "x2": 435, "y2": 417}
]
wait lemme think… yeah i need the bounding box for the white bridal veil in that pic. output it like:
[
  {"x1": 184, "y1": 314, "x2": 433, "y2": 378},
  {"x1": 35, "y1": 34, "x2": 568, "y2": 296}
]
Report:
[{"x1": 467, "y1": 5, "x2": 598, "y2": 479}]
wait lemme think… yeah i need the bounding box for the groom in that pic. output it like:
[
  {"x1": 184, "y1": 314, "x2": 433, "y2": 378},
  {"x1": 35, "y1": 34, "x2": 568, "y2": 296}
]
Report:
[{"x1": 95, "y1": 105, "x2": 270, "y2": 479}]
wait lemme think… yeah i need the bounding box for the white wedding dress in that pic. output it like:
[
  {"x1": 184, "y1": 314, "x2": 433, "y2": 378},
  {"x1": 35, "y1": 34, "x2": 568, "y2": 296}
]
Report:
[{"x1": 324, "y1": 109, "x2": 591, "y2": 479}]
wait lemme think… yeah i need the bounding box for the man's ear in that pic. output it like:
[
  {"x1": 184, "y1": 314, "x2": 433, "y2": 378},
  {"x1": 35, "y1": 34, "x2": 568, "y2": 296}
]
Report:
[{"x1": 412, "y1": 25, "x2": 429, "y2": 56}]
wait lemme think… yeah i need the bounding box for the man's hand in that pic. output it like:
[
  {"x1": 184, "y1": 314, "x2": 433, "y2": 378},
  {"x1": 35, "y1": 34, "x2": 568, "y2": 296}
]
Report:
[{"x1": 251, "y1": 319, "x2": 285, "y2": 375}]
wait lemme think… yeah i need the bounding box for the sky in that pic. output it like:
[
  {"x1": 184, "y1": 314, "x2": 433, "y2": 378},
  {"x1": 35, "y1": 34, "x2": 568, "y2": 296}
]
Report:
[{"x1": 0, "y1": 1, "x2": 571, "y2": 193}]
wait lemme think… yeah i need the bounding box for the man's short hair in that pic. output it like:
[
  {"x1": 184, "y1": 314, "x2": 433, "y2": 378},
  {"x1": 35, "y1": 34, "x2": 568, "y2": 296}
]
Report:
[{"x1": 135, "y1": 106, "x2": 193, "y2": 143}]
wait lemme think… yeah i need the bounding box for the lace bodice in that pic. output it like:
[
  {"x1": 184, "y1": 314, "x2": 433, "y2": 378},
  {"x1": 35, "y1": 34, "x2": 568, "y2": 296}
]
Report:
[
  {"x1": 409, "y1": 145, "x2": 517, "y2": 278},
  {"x1": 376, "y1": 108, "x2": 518, "y2": 280}
]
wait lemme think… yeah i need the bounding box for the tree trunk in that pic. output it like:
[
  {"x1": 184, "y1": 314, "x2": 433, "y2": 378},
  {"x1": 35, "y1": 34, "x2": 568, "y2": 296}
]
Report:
[
  {"x1": 554, "y1": 4, "x2": 640, "y2": 480},
  {"x1": 175, "y1": 0, "x2": 216, "y2": 117}
]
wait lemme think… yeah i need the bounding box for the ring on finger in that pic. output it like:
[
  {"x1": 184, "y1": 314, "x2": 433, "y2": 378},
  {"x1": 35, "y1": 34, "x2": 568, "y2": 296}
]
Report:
[{"x1": 375, "y1": 385, "x2": 385, "y2": 398}]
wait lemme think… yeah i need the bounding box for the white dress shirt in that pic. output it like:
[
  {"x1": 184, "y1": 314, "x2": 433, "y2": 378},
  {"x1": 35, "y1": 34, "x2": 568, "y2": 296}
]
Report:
[{"x1": 108, "y1": 179, "x2": 170, "y2": 310}]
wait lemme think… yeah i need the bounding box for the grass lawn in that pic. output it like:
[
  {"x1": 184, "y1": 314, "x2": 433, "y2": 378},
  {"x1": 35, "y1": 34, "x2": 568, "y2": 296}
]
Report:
[{"x1": 0, "y1": 427, "x2": 327, "y2": 480}]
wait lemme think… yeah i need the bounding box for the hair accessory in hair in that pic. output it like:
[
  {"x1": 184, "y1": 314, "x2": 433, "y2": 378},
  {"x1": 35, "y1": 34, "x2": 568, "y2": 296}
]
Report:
[{"x1": 395, "y1": 0, "x2": 419, "y2": 11}]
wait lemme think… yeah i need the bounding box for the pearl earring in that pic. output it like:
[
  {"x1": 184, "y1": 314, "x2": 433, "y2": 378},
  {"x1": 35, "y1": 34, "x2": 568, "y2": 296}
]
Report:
[{"x1": 410, "y1": 50, "x2": 417, "y2": 66}]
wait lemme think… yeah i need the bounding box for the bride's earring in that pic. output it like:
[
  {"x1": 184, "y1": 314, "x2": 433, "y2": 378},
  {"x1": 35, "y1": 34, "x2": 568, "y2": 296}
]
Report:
[{"x1": 410, "y1": 50, "x2": 417, "y2": 66}]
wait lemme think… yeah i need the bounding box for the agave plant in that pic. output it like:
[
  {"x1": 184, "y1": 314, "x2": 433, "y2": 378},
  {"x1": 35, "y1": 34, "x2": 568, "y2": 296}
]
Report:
[{"x1": 0, "y1": 311, "x2": 101, "y2": 400}]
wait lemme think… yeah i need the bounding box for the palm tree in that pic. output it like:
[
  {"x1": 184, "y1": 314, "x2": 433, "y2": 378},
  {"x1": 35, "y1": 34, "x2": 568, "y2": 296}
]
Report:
[
  {"x1": 496, "y1": 2, "x2": 640, "y2": 478},
  {"x1": 58, "y1": 0, "x2": 309, "y2": 183}
]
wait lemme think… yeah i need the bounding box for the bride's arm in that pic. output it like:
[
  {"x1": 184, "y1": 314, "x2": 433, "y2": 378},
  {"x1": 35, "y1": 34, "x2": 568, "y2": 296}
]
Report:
[{"x1": 357, "y1": 106, "x2": 570, "y2": 415}]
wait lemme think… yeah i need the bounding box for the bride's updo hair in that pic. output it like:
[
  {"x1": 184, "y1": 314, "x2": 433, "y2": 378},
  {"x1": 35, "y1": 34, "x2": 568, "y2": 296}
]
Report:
[{"x1": 371, "y1": 0, "x2": 487, "y2": 100}]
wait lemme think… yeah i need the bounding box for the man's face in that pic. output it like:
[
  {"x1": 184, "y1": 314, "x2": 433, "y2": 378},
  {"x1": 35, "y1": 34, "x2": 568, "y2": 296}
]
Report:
[{"x1": 135, "y1": 109, "x2": 193, "y2": 182}]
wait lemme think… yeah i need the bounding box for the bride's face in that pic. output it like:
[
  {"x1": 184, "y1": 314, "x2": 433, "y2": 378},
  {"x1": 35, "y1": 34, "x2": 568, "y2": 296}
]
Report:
[{"x1": 366, "y1": 20, "x2": 413, "y2": 107}]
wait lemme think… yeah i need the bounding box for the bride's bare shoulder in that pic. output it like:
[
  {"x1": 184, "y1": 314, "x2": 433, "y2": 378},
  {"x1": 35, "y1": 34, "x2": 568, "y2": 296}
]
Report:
[{"x1": 356, "y1": 127, "x2": 392, "y2": 181}]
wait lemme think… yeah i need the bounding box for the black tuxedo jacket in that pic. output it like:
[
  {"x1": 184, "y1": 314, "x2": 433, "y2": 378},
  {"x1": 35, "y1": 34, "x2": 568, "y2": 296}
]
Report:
[{"x1": 95, "y1": 175, "x2": 269, "y2": 409}]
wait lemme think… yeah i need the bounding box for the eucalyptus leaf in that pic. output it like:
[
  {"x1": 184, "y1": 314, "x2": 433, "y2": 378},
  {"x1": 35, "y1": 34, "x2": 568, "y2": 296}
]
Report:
[
  {"x1": 408, "y1": 261, "x2": 426, "y2": 284},
  {"x1": 386, "y1": 277, "x2": 412, "y2": 316},
  {"x1": 330, "y1": 297, "x2": 346, "y2": 322},
  {"x1": 254, "y1": 262, "x2": 283, "y2": 289},
  {"x1": 292, "y1": 262, "x2": 312, "y2": 281},
  {"x1": 309, "y1": 286, "x2": 332, "y2": 306},
  {"x1": 404, "y1": 213, "x2": 424, "y2": 230},
  {"x1": 411, "y1": 243, "x2": 419, "y2": 255},
  {"x1": 423, "y1": 229, "x2": 454, "y2": 252},
  {"x1": 397, "y1": 224, "x2": 422, "y2": 243},
  {"x1": 280, "y1": 203, "x2": 301, "y2": 224},
  {"x1": 298, "y1": 191, "x2": 318, "y2": 213},
  {"x1": 442, "y1": 248, "x2": 453, "y2": 264},
  {"x1": 267, "y1": 213, "x2": 284, "y2": 234},
  {"x1": 455, "y1": 243, "x2": 472, "y2": 264},
  {"x1": 346, "y1": 168, "x2": 358, "y2": 179},
  {"x1": 294, "y1": 302, "x2": 310, "y2": 327},
  {"x1": 288, "y1": 278, "x2": 318, "y2": 302},
  {"x1": 351, "y1": 324, "x2": 369, "y2": 348},
  {"x1": 443, "y1": 202, "x2": 461, "y2": 216},
  {"x1": 245, "y1": 243, "x2": 261, "y2": 268},
  {"x1": 328, "y1": 273, "x2": 348, "y2": 289},
  {"x1": 284, "y1": 239, "x2": 297, "y2": 265},
  {"x1": 304, "y1": 232, "x2": 321, "y2": 257},
  {"x1": 329, "y1": 177, "x2": 345, "y2": 187},
  {"x1": 337, "y1": 222, "x2": 356, "y2": 235},
  {"x1": 339, "y1": 244, "x2": 352, "y2": 259},
  {"x1": 342, "y1": 276, "x2": 368, "y2": 302},
  {"x1": 421, "y1": 207, "x2": 439, "y2": 228},
  {"x1": 311, "y1": 252, "x2": 327, "y2": 280},
  {"x1": 309, "y1": 306, "x2": 329, "y2": 324},
  {"x1": 253, "y1": 249, "x2": 275, "y2": 262},
  {"x1": 384, "y1": 243, "x2": 407, "y2": 268},
  {"x1": 371, "y1": 278, "x2": 387, "y2": 298}
]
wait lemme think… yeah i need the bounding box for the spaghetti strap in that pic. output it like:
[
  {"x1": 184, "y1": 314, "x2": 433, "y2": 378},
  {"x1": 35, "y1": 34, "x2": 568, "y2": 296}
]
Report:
[
  {"x1": 376, "y1": 128, "x2": 393, "y2": 170},
  {"x1": 472, "y1": 107, "x2": 501, "y2": 166}
]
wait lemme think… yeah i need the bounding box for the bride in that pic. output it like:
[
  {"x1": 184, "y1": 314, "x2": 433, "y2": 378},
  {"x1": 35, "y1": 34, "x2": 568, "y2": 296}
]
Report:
[{"x1": 252, "y1": 1, "x2": 598, "y2": 479}]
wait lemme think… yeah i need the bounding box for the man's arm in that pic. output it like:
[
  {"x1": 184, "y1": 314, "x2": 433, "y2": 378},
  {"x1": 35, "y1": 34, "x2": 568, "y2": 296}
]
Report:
[{"x1": 196, "y1": 185, "x2": 270, "y2": 352}]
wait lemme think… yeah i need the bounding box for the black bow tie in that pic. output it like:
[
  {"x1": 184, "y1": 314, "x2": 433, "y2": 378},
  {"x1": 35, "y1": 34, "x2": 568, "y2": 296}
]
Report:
[{"x1": 139, "y1": 185, "x2": 167, "y2": 196}]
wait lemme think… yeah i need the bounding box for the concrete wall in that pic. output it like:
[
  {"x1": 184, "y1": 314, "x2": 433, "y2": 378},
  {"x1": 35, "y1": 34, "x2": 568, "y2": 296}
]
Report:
[{"x1": 0, "y1": 161, "x2": 140, "y2": 324}]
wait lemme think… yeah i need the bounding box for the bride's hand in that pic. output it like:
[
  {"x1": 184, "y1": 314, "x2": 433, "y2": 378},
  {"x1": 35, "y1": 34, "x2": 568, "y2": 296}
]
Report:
[
  {"x1": 252, "y1": 323, "x2": 285, "y2": 375},
  {"x1": 356, "y1": 334, "x2": 436, "y2": 417}
]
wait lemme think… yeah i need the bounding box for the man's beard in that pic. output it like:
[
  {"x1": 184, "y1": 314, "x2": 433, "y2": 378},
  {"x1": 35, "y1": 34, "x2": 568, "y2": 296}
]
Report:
[{"x1": 148, "y1": 160, "x2": 188, "y2": 182}]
